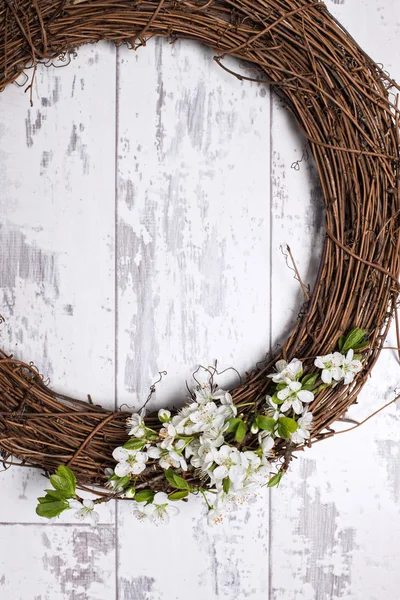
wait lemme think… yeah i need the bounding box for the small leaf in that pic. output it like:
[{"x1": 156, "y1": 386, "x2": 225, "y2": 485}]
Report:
[
  {"x1": 123, "y1": 439, "x2": 146, "y2": 451},
  {"x1": 117, "y1": 476, "x2": 131, "y2": 489},
  {"x1": 37, "y1": 495, "x2": 55, "y2": 504},
  {"x1": 341, "y1": 328, "x2": 367, "y2": 354},
  {"x1": 56, "y1": 466, "x2": 76, "y2": 494},
  {"x1": 338, "y1": 335, "x2": 345, "y2": 351},
  {"x1": 234, "y1": 420, "x2": 247, "y2": 443},
  {"x1": 277, "y1": 417, "x2": 298, "y2": 438},
  {"x1": 352, "y1": 342, "x2": 369, "y2": 352},
  {"x1": 256, "y1": 416, "x2": 276, "y2": 433},
  {"x1": 164, "y1": 468, "x2": 191, "y2": 490},
  {"x1": 223, "y1": 477, "x2": 231, "y2": 494},
  {"x1": 169, "y1": 490, "x2": 189, "y2": 501},
  {"x1": 277, "y1": 421, "x2": 289, "y2": 438},
  {"x1": 49, "y1": 465, "x2": 76, "y2": 499},
  {"x1": 301, "y1": 373, "x2": 319, "y2": 390},
  {"x1": 134, "y1": 490, "x2": 155, "y2": 503},
  {"x1": 49, "y1": 475, "x2": 74, "y2": 499},
  {"x1": 225, "y1": 418, "x2": 241, "y2": 434},
  {"x1": 268, "y1": 471, "x2": 284, "y2": 488},
  {"x1": 44, "y1": 489, "x2": 70, "y2": 501},
  {"x1": 36, "y1": 500, "x2": 69, "y2": 519}
]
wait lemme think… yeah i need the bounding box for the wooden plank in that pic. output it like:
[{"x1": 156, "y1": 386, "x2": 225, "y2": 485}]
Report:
[
  {"x1": 115, "y1": 38, "x2": 272, "y2": 598},
  {"x1": 0, "y1": 524, "x2": 116, "y2": 599},
  {"x1": 0, "y1": 43, "x2": 117, "y2": 527},
  {"x1": 269, "y1": 2, "x2": 400, "y2": 598}
]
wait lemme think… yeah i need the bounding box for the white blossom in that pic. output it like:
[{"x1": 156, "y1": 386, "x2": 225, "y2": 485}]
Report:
[
  {"x1": 194, "y1": 384, "x2": 228, "y2": 405},
  {"x1": 105, "y1": 468, "x2": 127, "y2": 492},
  {"x1": 158, "y1": 409, "x2": 171, "y2": 423},
  {"x1": 208, "y1": 446, "x2": 247, "y2": 490},
  {"x1": 159, "y1": 447, "x2": 188, "y2": 471},
  {"x1": 341, "y1": 349, "x2": 362, "y2": 384},
  {"x1": 132, "y1": 492, "x2": 179, "y2": 525},
  {"x1": 267, "y1": 358, "x2": 303, "y2": 384},
  {"x1": 207, "y1": 492, "x2": 226, "y2": 525},
  {"x1": 127, "y1": 413, "x2": 147, "y2": 438},
  {"x1": 258, "y1": 431, "x2": 275, "y2": 456},
  {"x1": 290, "y1": 410, "x2": 313, "y2": 444},
  {"x1": 265, "y1": 395, "x2": 281, "y2": 420},
  {"x1": 69, "y1": 499, "x2": 100, "y2": 526},
  {"x1": 277, "y1": 381, "x2": 314, "y2": 415},
  {"x1": 314, "y1": 352, "x2": 343, "y2": 384},
  {"x1": 112, "y1": 447, "x2": 148, "y2": 477}
]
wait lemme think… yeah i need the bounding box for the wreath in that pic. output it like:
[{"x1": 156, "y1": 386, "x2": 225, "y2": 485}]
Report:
[{"x1": 0, "y1": 0, "x2": 399, "y2": 525}]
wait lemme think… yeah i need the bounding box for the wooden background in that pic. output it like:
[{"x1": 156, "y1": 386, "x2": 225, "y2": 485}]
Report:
[{"x1": 1, "y1": 0, "x2": 400, "y2": 598}]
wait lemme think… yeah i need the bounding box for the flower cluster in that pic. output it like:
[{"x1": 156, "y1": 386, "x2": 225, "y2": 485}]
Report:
[
  {"x1": 36, "y1": 328, "x2": 367, "y2": 526},
  {"x1": 314, "y1": 349, "x2": 362, "y2": 385}
]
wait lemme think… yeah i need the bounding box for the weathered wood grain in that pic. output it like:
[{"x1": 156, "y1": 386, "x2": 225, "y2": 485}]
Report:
[
  {"x1": 0, "y1": 0, "x2": 399, "y2": 598},
  {"x1": 0, "y1": 44, "x2": 117, "y2": 523},
  {"x1": 115, "y1": 38, "x2": 271, "y2": 599}
]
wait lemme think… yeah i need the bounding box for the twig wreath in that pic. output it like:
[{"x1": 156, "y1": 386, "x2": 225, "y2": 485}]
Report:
[{"x1": 0, "y1": 0, "x2": 400, "y2": 525}]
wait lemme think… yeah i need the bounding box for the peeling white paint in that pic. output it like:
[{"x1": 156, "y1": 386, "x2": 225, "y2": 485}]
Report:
[{"x1": 0, "y1": 1, "x2": 400, "y2": 598}]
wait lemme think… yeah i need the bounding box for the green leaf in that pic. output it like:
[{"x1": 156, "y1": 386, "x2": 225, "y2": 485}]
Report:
[
  {"x1": 256, "y1": 416, "x2": 276, "y2": 433},
  {"x1": 338, "y1": 335, "x2": 345, "y2": 351},
  {"x1": 301, "y1": 373, "x2": 319, "y2": 390},
  {"x1": 37, "y1": 495, "x2": 55, "y2": 504},
  {"x1": 234, "y1": 420, "x2": 247, "y2": 443},
  {"x1": 123, "y1": 439, "x2": 146, "y2": 450},
  {"x1": 164, "y1": 468, "x2": 191, "y2": 490},
  {"x1": 225, "y1": 418, "x2": 241, "y2": 434},
  {"x1": 223, "y1": 477, "x2": 231, "y2": 494},
  {"x1": 44, "y1": 489, "x2": 71, "y2": 501},
  {"x1": 168, "y1": 490, "x2": 189, "y2": 501},
  {"x1": 341, "y1": 328, "x2": 367, "y2": 354},
  {"x1": 277, "y1": 416, "x2": 298, "y2": 438},
  {"x1": 352, "y1": 342, "x2": 369, "y2": 352},
  {"x1": 36, "y1": 500, "x2": 69, "y2": 519},
  {"x1": 49, "y1": 466, "x2": 76, "y2": 499},
  {"x1": 57, "y1": 466, "x2": 76, "y2": 491},
  {"x1": 267, "y1": 471, "x2": 284, "y2": 488},
  {"x1": 118, "y1": 475, "x2": 131, "y2": 489},
  {"x1": 134, "y1": 490, "x2": 155, "y2": 503}
]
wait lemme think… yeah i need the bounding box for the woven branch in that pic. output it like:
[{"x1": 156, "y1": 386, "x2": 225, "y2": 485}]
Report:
[{"x1": 0, "y1": 0, "x2": 399, "y2": 493}]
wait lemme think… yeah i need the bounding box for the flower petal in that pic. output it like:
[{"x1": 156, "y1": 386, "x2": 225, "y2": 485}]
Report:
[
  {"x1": 321, "y1": 369, "x2": 332, "y2": 384},
  {"x1": 154, "y1": 492, "x2": 168, "y2": 504},
  {"x1": 213, "y1": 465, "x2": 229, "y2": 481},
  {"x1": 297, "y1": 390, "x2": 314, "y2": 403},
  {"x1": 292, "y1": 399, "x2": 303, "y2": 415},
  {"x1": 112, "y1": 447, "x2": 128, "y2": 461},
  {"x1": 114, "y1": 462, "x2": 131, "y2": 477}
]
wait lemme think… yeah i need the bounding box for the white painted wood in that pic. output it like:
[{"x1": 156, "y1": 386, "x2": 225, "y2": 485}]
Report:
[
  {"x1": 0, "y1": 42, "x2": 117, "y2": 526},
  {"x1": 0, "y1": 1, "x2": 399, "y2": 598},
  {"x1": 115, "y1": 38, "x2": 271, "y2": 599}
]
